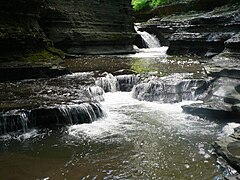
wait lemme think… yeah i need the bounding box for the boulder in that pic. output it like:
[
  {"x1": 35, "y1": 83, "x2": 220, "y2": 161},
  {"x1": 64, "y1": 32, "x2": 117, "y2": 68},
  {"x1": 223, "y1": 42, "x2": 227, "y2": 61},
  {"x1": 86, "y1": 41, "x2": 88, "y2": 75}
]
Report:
[{"x1": 182, "y1": 77, "x2": 240, "y2": 120}]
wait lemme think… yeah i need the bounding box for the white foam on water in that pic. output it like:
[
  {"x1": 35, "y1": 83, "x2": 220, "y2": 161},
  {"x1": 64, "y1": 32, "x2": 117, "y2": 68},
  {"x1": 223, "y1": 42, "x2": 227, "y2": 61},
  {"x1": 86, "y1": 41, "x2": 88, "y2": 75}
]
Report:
[
  {"x1": 66, "y1": 92, "x2": 219, "y2": 142},
  {"x1": 0, "y1": 129, "x2": 45, "y2": 141},
  {"x1": 221, "y1": 122, "x2": 240, "y2": 136},
  {"x1": 130, "y1": 47, "x2": 168, "y2": 58}
]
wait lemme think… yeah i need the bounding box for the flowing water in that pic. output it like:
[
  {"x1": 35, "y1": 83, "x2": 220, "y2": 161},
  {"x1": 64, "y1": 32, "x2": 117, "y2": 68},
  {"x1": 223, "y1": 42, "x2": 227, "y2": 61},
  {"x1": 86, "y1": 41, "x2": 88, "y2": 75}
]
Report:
[
  {"x1": 0, "y1": 43, "x2": 238, "y2": 179},
  {"x1": 134, "y1": 24, "x2": 161, "y2": 49}
]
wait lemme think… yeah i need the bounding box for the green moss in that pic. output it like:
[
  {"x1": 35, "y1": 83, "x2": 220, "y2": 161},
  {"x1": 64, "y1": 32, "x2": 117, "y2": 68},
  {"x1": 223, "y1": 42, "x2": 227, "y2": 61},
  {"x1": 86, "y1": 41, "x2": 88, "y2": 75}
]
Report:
[
  {"x1": 19, "y1": 50, "x2": 63, "y2": 64},
  {"x1": 47, "y1": 46, "x2": 65, "y2": 59},
  {"x1": 0, "y1": 14, "x2": 64, "y2": 64},
  {"x1": 131, "y1": 58, "x2": 166, "y2": 76}
]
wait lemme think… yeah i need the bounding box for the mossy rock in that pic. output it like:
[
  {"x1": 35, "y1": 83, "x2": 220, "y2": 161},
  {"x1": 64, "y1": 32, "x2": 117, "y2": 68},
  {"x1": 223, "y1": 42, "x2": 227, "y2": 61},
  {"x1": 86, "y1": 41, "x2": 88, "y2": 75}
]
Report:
[{"x1": 18, "y1": 49, "x2": 64, "y2": 65}]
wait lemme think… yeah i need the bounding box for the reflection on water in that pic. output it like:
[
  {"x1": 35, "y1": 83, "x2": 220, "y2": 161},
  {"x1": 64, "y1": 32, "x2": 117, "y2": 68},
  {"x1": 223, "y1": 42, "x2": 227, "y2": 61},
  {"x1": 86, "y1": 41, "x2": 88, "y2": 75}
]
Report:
[{"x1": 63, "y1": 47, "x2": 205, "y2": 78}]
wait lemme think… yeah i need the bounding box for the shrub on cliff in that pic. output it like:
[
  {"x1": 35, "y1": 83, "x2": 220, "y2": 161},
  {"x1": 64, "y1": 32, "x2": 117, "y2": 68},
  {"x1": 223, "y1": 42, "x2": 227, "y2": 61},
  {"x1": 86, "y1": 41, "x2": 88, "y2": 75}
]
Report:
[
  {"x1": 132, "y1": 0, "x2": 192, "y2": 11},
  {"x1": 131, "y1": 0, "x2": 149, "y2": 11}
]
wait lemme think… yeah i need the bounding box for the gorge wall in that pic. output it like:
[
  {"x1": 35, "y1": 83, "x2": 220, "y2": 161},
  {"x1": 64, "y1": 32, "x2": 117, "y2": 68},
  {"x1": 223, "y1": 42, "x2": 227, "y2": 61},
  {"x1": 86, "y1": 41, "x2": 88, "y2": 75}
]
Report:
[
  {"x1": 40, "y1": 0, "x2": 135, "y2": 55},
  {"x1": 0, "y1": 0, "x2": 135, "y2": 63}
]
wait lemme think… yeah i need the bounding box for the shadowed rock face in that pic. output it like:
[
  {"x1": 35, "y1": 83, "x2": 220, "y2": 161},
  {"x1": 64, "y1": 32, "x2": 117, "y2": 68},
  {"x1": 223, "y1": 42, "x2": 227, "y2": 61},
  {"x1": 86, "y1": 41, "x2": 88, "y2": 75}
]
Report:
[
  {"x1": 0, "y1": 0, "x2": 135, "y2": 61},
  {"x1": 0, "y1": 0, "x2": 49, "y2": 60},
  {"x1": 0, "y1": 0, "x2": 135, "y2": 80},
  {"x1": 40, "y1": 0, "x2": 135, "y2": 55}
]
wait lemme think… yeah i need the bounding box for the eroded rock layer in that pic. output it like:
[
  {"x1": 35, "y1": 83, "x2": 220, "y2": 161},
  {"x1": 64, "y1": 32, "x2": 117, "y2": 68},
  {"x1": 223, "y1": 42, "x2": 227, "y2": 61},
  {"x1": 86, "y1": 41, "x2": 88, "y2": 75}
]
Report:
[
  {"x1": 0, "y1": 0, "x2": 135, "y2": 61},
  {"x1": 40, "y1": 0, "x2": 135, "y2": 55},
  {"x1": 136, "y1": 3, "x2": 240, "y2": 57}
]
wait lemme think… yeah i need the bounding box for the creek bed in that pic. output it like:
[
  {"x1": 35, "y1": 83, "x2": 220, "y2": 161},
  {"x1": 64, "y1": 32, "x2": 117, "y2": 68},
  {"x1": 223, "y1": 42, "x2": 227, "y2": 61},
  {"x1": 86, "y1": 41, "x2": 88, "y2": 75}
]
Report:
[{"x1": 0, "y1": 48, "x2": 233, "y2": 179}]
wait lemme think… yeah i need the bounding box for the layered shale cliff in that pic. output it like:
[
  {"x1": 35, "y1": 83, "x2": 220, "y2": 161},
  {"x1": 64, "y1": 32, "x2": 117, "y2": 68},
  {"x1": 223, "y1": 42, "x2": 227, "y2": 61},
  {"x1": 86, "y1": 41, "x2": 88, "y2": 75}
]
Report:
[
  {"x1": 0, "y1": 0, "x2": 135, "y2": 62},
  {"x1": 40, "y1": 0, "x2": 135, "y2": 55},
  {"x1": 0, "y1": 0, "x2": 61, "y2": 62}
]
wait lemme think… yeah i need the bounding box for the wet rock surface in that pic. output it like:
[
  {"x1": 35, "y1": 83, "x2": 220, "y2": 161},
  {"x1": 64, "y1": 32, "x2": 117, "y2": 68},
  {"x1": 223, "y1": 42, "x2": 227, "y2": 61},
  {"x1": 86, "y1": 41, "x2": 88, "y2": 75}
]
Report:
[
  {"x1": 134, "y1": 1, "x2": 240, "y2": 171},
  {"x1": 213, "y1": 126, "x2": 240, "y2": 172},
  {"x1": 0, "y1": 72, "x2": 106, "y2": 135},
  {"x1": 132, "y1": 73, "x2": 210, "y2": 103},
  {"x1": 0, "y1": 64, "x2": 70, "y2": 82}
]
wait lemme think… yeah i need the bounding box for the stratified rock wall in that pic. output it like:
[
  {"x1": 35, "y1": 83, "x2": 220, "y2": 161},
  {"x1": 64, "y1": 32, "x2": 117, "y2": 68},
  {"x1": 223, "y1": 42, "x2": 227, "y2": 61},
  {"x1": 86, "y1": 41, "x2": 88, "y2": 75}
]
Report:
[
  {"x1": 167, "y1": 5, "x2": 240, "y2": 57},
  {"x1": 137, "y1": 4, "x2": 240, "y2": 57},
  {"x1": 0, "y1": 0, "x2": 135, "y2": 60},
  {"x1": 40, "y1": 0, "x2": 135, "y2": 55},
  {"x1": 0, "y1": 0, "x2": 47, "y2": 60}
]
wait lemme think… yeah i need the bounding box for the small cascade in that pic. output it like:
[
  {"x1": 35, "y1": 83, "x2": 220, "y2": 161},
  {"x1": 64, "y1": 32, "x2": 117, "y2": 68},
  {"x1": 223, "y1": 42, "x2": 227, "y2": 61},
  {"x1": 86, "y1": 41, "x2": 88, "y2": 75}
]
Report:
[
  {"x1": 132, "y1": 80, "x2": 174, "y2": 102},
  {"x1": 85, "y1": 86, "x2": 105, "y2": 101},
  {"x1": 179, "y1": 80, "x2": 210, "y2": 101},
  {"x1": 95, "y1": 73, "x2": 119, "y2": 92},
  {"x1": 0, "y1": 102, "x2": 105, "y2": 135},
  {"x1": 132, "y1": 77, "x2": 210, "y2": 103},
  {"x1": 116, "y1": 74, "x2": 140, "y2": 92},
  {"x1": 0, "y1": 110, "x2": 30, "y2": 135},
  {"x1": 58, "y1": 102, "x2": 105, "y2": 125},
  {"x1": 134, "y1": 25, "x2": 161, "y2": 48}
]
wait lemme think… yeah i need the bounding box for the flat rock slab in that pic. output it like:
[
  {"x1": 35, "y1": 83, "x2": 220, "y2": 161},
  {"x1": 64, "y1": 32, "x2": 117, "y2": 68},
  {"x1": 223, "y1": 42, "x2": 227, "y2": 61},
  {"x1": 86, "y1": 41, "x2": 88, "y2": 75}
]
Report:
[
  {"x1": 181, "y1": 102, "x2": 239, "y2": 120},
  {"x1": 213, "y1": 127, "x2": 240, "y2": 172},
  {"x1": 204, "y1": 50, "x2": 240, "y2": 79},
  {"x1": 205, "y1": 32, "x2": 240, "y2": 79}
]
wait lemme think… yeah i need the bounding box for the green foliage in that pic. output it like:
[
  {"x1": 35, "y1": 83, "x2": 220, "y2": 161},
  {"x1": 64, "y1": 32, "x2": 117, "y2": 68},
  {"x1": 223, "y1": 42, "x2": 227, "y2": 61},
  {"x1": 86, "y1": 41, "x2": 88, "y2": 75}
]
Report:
[
  {"x1": 131, "y1": 0, "x2": 149, "y2": 11},
  {"x1": 132, "y1": 0, "x2": 190, "y2": 11}
]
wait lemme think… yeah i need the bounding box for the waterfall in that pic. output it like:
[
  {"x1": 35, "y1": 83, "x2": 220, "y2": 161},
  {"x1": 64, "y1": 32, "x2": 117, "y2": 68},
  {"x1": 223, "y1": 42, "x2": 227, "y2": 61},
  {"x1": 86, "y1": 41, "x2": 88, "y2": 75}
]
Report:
[
  {"x1": 85, "y1": 86, "x2": 105, "y2": 101},
  {"x1": 131, "y1": 77, "x2": 210, "y2": 103},
  {"x1": 0, "y1": 110, "x2": 30, "y2": 135},
  {"x1": 58, "y1": 103, "x2": 105, "y2": 125},
  {"x1": 116, "y1": 74, "x2": 140, "y2": 92},
  {"x1": 95, "y1": 73, "x2": 119, "y2": 92},
  {"x1": 134, "y1": 25, "x2": 161, "y2": 49},
  {"x1": 0, "y1": 102, "x2": 105, "y2": 135}
]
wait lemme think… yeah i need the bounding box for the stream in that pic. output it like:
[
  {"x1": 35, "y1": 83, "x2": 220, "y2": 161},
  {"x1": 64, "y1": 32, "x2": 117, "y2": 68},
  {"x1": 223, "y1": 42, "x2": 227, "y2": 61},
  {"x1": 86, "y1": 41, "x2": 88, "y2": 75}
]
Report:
[{"x1": 0, "y1": 41, "x2": 237, "y2": 179}]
